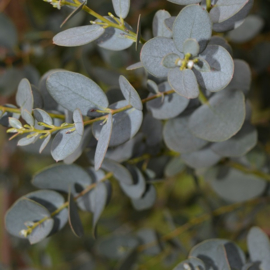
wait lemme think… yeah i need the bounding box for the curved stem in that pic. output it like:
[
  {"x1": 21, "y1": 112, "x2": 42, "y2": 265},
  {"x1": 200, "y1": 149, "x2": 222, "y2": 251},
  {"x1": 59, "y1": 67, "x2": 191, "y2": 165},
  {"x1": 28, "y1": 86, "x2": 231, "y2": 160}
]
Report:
[
  {"x1": 62, "y1": 1, "x2": 146, "y2": 44},
  {"x1": 0, "y1": 105, "x2": 65, "y2": 120},
  {"x1": 228, "y1": 161, "x2": 270, "y2": 182},
  {"x1": 23, "y1": 172, "x2": 113, "y2": 237},
  {"x1": 138, "y1": 197, "x2": 269, "y2": 252},
  {"x1": 198, "y1": 87, "x2": 209, "y2": 105},
  {"x1": 206, "y1": 0, "x2": 212, "y2": 12}
]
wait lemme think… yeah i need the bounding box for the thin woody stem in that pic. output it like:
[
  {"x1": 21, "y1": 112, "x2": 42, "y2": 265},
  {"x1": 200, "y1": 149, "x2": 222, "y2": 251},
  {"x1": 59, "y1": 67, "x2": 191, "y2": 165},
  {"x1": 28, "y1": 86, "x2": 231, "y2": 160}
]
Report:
[
  {"x1": 61, "y1": 1, "x2": 146, "y2": 44},
  {"x1": 138, "y1": 197, "x2": 269, "y2": 252},
  {"x1": 0, "y1": 105, "x2": 65, "y2": 120},
  {"x1": 22, "y1": 172, "x2": 113, "y2": 237}
]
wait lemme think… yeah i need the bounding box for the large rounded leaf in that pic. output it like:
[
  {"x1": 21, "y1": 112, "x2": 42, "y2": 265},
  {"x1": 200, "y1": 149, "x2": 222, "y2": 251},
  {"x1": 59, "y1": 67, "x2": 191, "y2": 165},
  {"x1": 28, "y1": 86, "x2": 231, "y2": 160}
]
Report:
[
  {"x1": 5, "y1": 198, "x2": 53, "y2": 244},
  {"x1": 188, "y1": 89, "x2": 245, "y2": 142},
  {"x1": 140, "y1": 37, "x2": 180, "y2": 78},
  {"x1": 172, "y1": 5, "x2": 212, "y2": 53},
  {"x1": 147, "y1": 81, "x2": 189, "y2": 120},
  {"x1": 92, "y1": 100, "x2": 143, "y2": 147},
  {"x1": 32, "y1": 163, "x2": 92, "y2": 195},
  {"x1": 168, "y1": 68, "x2": 199, "y2": 99},
  {"x1": 247, "y1": 227, "x2": 270, "y2": 270},
  {"x1": 211, "y1": 122, "x2": 257, "y2": 157},
  {"x1": 25, "y1": 190, "x2": 68, "y2": 235},
  {"x1": 206, "y1": 166, "x2": 267, "y2": 202},
  {"x1": 163, "y1": 114, "x2": 208, "y2": 154},
  {"x1": 46, "y1": 71, "x2": 108, "y2": 115},
  {"x1": 189, "y1": 239, "x2": 246, "y2": 270},
  {"x1": 194, "y1": 45, "x2": 234, "y2": 92}
]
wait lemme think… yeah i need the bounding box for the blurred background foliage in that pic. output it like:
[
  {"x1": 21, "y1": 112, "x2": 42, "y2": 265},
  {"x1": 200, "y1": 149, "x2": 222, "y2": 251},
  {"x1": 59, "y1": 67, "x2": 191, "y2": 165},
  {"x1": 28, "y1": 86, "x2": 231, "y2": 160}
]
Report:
[{"x1": 1, "y1": 0, "x2": 270, "y2": 269}]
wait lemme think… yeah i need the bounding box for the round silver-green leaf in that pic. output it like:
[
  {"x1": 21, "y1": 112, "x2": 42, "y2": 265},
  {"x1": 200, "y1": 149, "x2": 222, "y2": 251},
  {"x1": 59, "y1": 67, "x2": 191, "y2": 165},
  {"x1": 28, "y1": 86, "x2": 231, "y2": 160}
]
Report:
[
  {"x1": 46, "y1": 71, "x2": 108, "y2": 115},
  {"x1": 172, "y1": 5, "x2": 212, "y2": 53},
  {"x1": 188, "y1": 89, "x2": 245, "y2": 142}
]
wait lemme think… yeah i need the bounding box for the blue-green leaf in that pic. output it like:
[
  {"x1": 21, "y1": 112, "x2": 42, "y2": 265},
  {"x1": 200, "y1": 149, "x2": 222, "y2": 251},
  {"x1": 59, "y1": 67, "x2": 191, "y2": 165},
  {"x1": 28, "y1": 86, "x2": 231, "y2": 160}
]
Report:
[
  {"x1": 46, "y1": 71, "x2": 109, "y2": 115},
  {"x1": 172, "y1": 5, "x2": 212, "y2": 53},
  {"x1": 53, "y1": 25, "x2": 105, "y2": 47}
]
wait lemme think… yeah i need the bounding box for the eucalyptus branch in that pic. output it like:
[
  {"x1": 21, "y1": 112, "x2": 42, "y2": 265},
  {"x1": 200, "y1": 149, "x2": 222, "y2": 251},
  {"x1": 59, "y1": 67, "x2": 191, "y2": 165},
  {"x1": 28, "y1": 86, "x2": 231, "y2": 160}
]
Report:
[
  {"x1": 0, "y1": 105, "x2": 65, "y2": 120},
  {"x1": 59, "y1": 0, "x2": 146, "y2": 44},
  {"x1": 20, "y1": 172, "x2": 113, "y2": 238},
  {"x1": 138, "y1": 197, "x2": 269, "y2": 252},
  {"x1": 6, "y1": 89, "x2": 175, "y2": 139},
  {"x1": 228, "y1": 161, "x2": 270, "y2": 182}
]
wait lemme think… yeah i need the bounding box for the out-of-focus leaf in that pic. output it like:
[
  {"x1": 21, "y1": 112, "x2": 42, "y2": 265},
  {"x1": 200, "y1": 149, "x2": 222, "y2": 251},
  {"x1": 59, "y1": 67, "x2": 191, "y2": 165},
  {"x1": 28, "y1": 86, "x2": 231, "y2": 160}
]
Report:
[
  {"x1": 182, "y1": 145, "x2": 221, "y2": 169},
  {"x1": 92, "y1": 182, "x2": 108, "y2": 237},
  {"x1": 96, "y1": 234, "x2": 140, "y2": 259},
  {"x1": 228, "y1": 15, "x2": 264, "y2": 43},
  {"x1": 120, "y1": 166, "x2": 146, "y2": 199},
  {"x1": 206, "y1": 165, "x2": 267, "y2": 202},
  {"x1": 101, "y1": 158, "x2": 133, "y2": 185},
  {"x1": 211, "y1": 122, "x2": 257, "y2": 157},
  {"x1": 247, "y1": 227, "x2": 270, "y2": 270},
  {"x1": 131, "y1": 185, "x2": 156, "y2": 211},
  {"x1": 68, "y1": 192, "x2": 84, "y2": 237}
]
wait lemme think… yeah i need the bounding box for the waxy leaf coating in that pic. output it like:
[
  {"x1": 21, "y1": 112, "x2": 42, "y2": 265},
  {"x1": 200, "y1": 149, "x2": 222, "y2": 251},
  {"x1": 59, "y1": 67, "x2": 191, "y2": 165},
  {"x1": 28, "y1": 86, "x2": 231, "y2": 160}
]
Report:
[
  {"x1": 172, "y1": 5, "x2": 212, "y2": 53},
  {"x1": 46, "y1": 71, "x2": 108, "y2": 115},
  {"x1": 53, "y1": 25, "x2": 105, "y2": 47}
]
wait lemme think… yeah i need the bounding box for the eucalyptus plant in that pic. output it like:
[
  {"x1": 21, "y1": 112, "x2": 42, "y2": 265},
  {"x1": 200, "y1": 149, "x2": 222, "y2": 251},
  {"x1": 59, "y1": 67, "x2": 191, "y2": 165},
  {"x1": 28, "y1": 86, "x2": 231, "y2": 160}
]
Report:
[{"x1": 1, "y1": 0, "x2": 270, "y2": 269}]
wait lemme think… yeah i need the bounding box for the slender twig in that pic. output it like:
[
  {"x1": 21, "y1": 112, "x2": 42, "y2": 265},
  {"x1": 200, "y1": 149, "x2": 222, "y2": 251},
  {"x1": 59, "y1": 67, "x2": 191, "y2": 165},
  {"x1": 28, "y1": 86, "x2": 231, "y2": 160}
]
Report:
[
  {"x1": 21, "y1": 172, "x2": 113, "y2": 237},
  {"x1": 138, "y1": 197, "x2": 269, "y2": 252}
]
